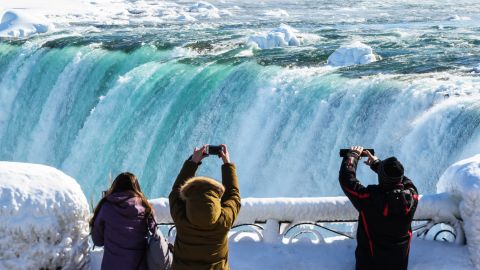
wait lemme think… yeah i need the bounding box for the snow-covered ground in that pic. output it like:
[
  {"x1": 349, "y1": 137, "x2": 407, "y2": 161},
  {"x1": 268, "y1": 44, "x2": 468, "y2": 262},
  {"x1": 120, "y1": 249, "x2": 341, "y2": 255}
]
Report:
[
  {"x1": 230, "y1": 239, "x2": 473, "y2": 270},
  {"x1": 89, "y1": 238, "x2": 473, "y2": 270}
]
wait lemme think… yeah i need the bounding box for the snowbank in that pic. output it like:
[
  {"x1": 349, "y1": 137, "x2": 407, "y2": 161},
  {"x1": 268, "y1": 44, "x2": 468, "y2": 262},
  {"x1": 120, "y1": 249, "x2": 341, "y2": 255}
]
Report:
[
  {"x1": 327, "y1": 41, "x2": 377, "y2": 67},
  {"x1": 437, "y1": 154, "x2": 480, "y2": 269},
  {"x1": 247, "y1": 24, "x2": 301, "y2": 49},
  {"x1": 0, "y1": 10, "x2": 53, "y2": 38},
  {"x1": 0, "y1": 162, "x2": 90, "y2": 270}
]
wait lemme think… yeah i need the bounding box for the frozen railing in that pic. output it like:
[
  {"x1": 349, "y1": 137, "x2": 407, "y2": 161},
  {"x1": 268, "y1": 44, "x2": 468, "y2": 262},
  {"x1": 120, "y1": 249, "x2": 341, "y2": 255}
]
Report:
[{"x1": 150, "y1": 193, "x2": 464, "y2": 245}]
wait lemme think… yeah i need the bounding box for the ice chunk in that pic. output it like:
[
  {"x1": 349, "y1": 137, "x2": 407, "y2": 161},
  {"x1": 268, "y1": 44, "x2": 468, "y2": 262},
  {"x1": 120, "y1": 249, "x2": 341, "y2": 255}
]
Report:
[
  {"x1": 0, "y1": 162, "x2": 90, "y2": 269},
  {"x1": 264, "y1": 9, "x2": 289, "y2": 18},
  {"x1": 0, "y1": 10, "x2": 54, "y2": 38},
  {"x1": 247, "y1": 24, "x2": 301, "y2": 49},
  {"x1": 187, "y1": 1, "x2": 223, "y2": 19},
  {"x1": 447, "y1": 15, "x2": 471, "y2": 21},
  {"x1": 327, "y1": 41, "x2": 377, "y2": 67},
  {"x1": 437, "y1": 155, "x2": 480, "y2": 267},
  {"x1": 473, "y1": 64, "x2": 480, "y2": 73}
]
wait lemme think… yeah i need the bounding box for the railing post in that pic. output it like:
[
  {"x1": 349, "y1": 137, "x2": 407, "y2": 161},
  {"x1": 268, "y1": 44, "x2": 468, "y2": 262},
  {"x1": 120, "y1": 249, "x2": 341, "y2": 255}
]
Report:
[{"x1": 263, "y1": 219, "x2": 281, "y2": 243}]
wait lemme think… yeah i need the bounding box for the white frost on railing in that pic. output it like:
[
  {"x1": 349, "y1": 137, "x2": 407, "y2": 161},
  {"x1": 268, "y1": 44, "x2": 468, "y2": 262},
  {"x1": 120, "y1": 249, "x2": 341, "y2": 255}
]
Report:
[
  {"x1": 151, "y1": 194, "x2": 459, "y2": 223},
  {"x1": 150, "y1": 193, "x2": 464, "y2": 244}
]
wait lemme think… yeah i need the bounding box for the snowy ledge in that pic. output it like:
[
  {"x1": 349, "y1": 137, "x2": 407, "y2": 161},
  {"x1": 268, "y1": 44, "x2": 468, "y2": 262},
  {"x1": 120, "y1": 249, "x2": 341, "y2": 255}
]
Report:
[{"x1": 150, "y1": 194, "x2": 464, "y2": 244}]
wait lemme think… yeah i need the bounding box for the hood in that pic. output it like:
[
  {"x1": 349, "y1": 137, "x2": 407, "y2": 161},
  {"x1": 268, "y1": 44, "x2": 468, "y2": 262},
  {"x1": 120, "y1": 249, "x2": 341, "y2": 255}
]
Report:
[
  {"x1": 180, "y1": 176, "x2": 225, "y2": 227},
  {"x1": 106, "y1": 191, "x2": 145, "y2": 218}
]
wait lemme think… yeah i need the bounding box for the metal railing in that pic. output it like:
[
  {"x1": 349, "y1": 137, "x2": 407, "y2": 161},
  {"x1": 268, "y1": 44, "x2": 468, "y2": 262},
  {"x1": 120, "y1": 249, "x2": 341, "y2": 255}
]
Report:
[
  {"x1": 150, "y1": 194, "x2": 464, "y2": 245},
  {"x1": 157, "y1": 218, "x2": 460, "y2": 245}
]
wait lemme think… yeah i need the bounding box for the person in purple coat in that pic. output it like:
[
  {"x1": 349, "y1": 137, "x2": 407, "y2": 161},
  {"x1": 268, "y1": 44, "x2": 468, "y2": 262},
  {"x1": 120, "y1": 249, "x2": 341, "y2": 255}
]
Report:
[{"x1": 90, "y1": 172, "x2": 156, "y2": 270}]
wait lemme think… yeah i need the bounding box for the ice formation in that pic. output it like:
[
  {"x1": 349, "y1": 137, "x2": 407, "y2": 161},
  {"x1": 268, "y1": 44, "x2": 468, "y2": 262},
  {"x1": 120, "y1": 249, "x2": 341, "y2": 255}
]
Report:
[
  {"x1": 327, "y1": 41, "x2": 377, "y2": 67},
  {"x1": 437, "y1": 154, "x2": 480, "y2": 269},
  {"x1": 0, "y1": 162, "x2": 90, "y2": 270},
  {"x1": 247, "y1": 24, "x2": 301, "y2": 49},
  {"x1": 0, "y1": 10, "x2": 53, "y2": 38},
  {"x1": 473, "y1": 64, "x2": 480, "y2": 73}
]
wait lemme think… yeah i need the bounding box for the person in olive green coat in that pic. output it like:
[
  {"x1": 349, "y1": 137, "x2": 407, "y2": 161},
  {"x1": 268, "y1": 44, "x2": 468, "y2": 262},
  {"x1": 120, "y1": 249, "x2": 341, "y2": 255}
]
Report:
[{"x1": 169, "y1": 144, "x2": 241, "y2": 270}]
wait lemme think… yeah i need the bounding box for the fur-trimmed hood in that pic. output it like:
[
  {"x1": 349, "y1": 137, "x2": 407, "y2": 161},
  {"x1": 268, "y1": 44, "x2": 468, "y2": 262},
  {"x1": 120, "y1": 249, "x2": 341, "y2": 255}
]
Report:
[
  {"x1": 180, "y1": 176, "x2": 225, "y2": 200},
  {"x1": 179, "y1": 176, "x2": 225, "y2": 227}
]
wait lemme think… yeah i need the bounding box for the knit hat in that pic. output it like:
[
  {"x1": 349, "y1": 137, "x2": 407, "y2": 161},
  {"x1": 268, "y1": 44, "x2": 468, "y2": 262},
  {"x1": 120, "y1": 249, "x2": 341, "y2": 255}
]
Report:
[{"x1": 378, "y1": 157, "x2": 404, "y2": 185}]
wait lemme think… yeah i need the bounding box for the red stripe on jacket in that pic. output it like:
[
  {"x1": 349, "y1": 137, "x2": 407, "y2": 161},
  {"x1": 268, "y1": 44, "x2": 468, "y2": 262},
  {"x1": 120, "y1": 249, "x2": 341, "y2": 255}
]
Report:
[
  {"x1": 360, "y1": 210, "x2": 374, "y2": 256},
  {"x1": 342, "y1": 185, "x2": 370, "y2": 199}
]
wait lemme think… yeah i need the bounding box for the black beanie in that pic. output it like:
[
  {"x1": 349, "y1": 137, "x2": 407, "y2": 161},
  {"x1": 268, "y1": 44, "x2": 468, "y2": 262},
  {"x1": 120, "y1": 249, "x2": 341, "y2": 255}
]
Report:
[{"x1": 378, "y1": 157, "x2": 404, "y2": 185}]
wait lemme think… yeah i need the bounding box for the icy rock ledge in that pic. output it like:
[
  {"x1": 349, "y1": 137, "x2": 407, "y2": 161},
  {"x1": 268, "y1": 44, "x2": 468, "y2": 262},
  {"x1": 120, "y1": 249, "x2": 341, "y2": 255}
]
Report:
[
  {"x1": 437, "y1": 155, "x2": 480, "y2": 268},
  {"x1": 247, "y1": 24, "x2": 301, "y2": 49},
  {"x1": 0, "y1": 10, "x2": 54, "y2": 38},
  {"x1": 327, "y1": 41, "x2": 377, "y2": 67},
  {"x1": 0, "y1": 162, "x2": 90, "y2": 270}
]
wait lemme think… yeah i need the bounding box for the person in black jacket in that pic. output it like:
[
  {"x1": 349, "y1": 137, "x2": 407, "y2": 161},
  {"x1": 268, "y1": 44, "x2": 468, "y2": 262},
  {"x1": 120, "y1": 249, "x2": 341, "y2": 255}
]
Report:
[{"x1": 339, "y1": 146, "x2": 419, "y2": 270}]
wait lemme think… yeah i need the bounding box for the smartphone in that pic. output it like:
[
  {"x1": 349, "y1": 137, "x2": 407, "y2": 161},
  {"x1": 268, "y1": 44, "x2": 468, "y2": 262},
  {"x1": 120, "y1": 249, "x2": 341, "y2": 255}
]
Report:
[{"x1": 206, "y1": 145, "x2": 222, "y2": 156}]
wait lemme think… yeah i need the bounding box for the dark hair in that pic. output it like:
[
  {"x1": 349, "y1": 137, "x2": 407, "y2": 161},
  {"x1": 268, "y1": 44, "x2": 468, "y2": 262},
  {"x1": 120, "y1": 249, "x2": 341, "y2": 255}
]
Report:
[{"x1": 89, "y1": 172, "x2": 154, "y2": 228}]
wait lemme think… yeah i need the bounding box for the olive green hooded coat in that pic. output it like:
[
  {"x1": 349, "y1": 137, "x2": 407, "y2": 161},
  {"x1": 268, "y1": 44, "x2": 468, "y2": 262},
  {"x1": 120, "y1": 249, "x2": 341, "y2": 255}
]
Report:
[{"x1": 169, "y1": 160, "x2": 241, "y2": 270}]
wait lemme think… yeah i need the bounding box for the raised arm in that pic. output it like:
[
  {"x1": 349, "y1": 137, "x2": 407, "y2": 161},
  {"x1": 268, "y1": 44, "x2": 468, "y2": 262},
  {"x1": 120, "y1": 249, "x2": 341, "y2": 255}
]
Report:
[
  {"x1": 339, "y1": 146, "x2": 370, "y2": 210},
  {"x1": 169, "y1": 146, "x2": 205, "y2": 221},
  {"x1": 218, "y1": 144, "x2": 241, "y2": 228}
]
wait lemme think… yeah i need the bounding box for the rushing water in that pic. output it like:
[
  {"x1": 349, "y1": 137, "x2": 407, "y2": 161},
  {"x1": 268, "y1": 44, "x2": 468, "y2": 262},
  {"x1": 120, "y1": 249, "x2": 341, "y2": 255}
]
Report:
[{"x1": 1, "y1": 0, "x2": 480, "y2": 200}]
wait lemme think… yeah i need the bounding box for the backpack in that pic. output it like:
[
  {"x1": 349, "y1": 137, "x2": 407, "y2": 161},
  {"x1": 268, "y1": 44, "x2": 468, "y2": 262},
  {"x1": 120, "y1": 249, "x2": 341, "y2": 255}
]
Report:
[{"x1": 146, "y1": 217, "x2": 173, "y2": 270}]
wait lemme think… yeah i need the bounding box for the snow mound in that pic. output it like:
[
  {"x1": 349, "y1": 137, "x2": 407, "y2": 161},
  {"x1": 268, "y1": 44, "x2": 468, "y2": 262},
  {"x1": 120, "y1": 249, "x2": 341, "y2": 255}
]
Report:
[
  {"x1": 247, "y1": 24, "x2": 301, "y2": 49},
  {"x1": 327, "y1": 41, "x2": 377, "y2": 67},
  {"x1": 437, "y1": 155, "x2": 480, "y2": 269},
  {"x1": 0, "y1": 162, "x2": 90, "y2": 270},
  {"x1": 0, "y1": 10, "x2": 54, "y2": 38}
]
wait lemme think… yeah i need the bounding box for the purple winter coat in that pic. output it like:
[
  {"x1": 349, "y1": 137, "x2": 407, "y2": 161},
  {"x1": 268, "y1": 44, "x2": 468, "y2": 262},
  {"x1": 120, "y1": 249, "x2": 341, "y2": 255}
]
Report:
[{"x1": 92, "y1": 192, "x2": 156, "y2": 270}]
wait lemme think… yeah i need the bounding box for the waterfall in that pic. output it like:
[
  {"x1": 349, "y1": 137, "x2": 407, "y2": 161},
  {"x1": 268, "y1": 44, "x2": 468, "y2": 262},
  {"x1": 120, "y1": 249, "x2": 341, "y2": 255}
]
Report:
[{"x1": 1, "y1": 42, "x2": 480, "y2": 200}]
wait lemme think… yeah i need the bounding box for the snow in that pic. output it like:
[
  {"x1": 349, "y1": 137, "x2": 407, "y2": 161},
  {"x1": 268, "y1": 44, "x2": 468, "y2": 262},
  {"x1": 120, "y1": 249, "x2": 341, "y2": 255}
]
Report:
[
  {"x1": 89, "y1": 236, "x2": 473, "y2": 270},
  {"x1": 437, "y1": 154, "x2": 480, "y2": 269},
  {"x1": 0, "y1": 162, "x2": 90, "y2": 270},
  {"x1": 247, "y1": 24, "x2": 301, "y2": 49},
  {"x1": 229, "y1": 239, "x2": 473, "y2": 270},
  {"x1": 0, "y1": 10, "x2": 54, "y2": 38},
  {"x1": 327, "y1": 41, "x2": 377, "y2": 67}
]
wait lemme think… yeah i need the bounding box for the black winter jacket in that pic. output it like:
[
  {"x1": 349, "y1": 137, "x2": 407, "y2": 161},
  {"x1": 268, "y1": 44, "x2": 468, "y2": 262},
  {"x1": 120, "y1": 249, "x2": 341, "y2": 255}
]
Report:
[{"x1": 339, "y1": 153, "x2": 419, "y2": 270}]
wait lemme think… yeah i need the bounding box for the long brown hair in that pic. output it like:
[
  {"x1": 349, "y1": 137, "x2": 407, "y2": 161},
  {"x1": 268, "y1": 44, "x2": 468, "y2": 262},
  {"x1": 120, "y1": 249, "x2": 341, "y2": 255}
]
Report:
[{"x1": 89, "y1": 172, "x2": 154, "y2": 228}]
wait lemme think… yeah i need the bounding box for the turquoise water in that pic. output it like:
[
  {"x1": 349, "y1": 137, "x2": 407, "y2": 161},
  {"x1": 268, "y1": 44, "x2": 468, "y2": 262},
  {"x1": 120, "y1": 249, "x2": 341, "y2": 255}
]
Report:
[{"x1": 1, "y1": 0, "x2": 480, "y2": 200}]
